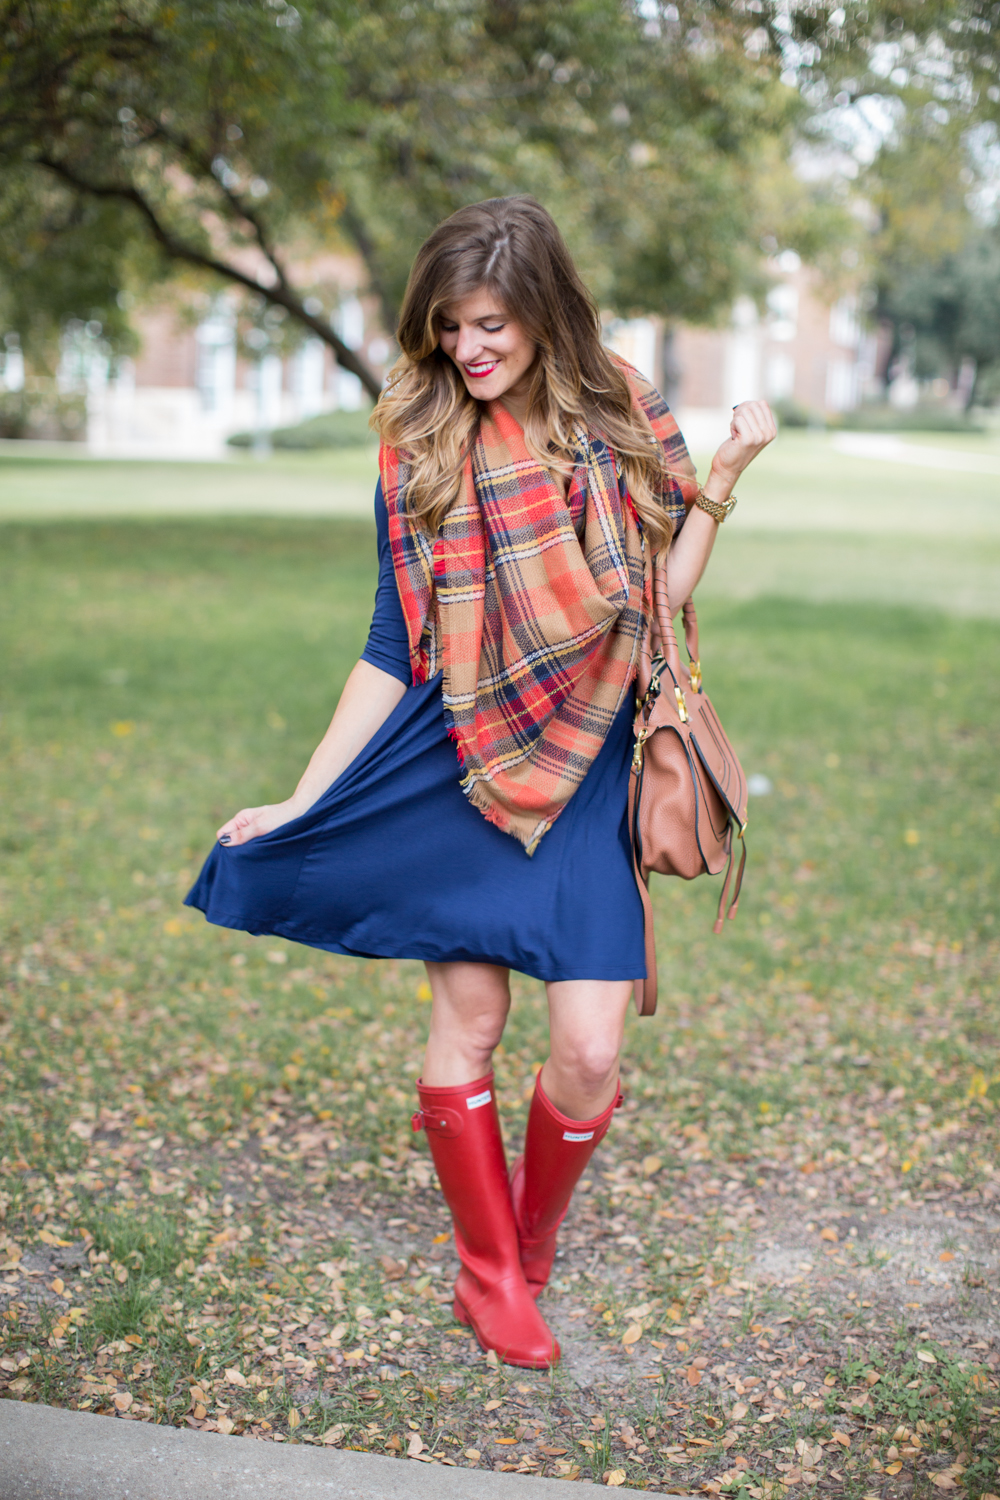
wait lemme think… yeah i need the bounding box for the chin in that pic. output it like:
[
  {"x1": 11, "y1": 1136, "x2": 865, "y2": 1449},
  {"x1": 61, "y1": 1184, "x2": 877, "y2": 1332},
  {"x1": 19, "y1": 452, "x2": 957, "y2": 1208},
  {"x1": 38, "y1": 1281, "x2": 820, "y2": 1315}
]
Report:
[{"x1": 465, "y1": 379, "x2": 504, "y2": 401}]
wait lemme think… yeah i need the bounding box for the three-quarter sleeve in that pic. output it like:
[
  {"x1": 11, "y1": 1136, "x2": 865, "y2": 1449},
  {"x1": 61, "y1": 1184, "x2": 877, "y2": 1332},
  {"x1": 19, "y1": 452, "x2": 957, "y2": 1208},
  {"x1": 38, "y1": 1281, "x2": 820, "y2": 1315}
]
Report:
[{"x1": 360, "y1": 480, "x2": 413, "y2": 686}]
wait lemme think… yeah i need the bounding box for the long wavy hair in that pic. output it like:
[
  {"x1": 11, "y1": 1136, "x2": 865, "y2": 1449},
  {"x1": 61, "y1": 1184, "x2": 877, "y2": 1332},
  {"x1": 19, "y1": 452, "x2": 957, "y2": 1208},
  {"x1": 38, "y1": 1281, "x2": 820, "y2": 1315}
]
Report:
[{"x1": 373, "y1": 196, "x2": 675, "y2": 554}]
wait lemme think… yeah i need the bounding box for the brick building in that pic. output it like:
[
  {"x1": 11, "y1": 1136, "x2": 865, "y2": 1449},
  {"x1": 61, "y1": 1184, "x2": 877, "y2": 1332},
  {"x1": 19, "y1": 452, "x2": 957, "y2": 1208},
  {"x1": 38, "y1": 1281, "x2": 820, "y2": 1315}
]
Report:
[{"x1": 23, "y1": 248, "x2": 871, "y2": 457}]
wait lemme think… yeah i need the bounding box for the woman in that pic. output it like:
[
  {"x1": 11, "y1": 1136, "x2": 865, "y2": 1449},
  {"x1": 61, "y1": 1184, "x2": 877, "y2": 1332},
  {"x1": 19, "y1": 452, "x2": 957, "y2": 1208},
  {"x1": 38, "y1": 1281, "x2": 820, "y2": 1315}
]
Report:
[{"x1": 187, "y1": 196, "x2": 775, "y2": 1370}]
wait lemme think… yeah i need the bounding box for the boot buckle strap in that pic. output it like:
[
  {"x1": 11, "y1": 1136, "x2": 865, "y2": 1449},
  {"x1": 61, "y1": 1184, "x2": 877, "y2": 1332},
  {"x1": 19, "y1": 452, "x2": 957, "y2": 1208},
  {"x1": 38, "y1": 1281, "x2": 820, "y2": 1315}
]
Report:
[{"x1": 412, "y1": 1105, "x2": 464, "y2": 1138}]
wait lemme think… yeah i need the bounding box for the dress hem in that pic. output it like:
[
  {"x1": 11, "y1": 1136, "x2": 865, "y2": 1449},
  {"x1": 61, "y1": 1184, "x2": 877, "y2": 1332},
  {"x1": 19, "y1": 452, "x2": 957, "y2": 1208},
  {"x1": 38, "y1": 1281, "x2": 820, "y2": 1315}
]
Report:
[{"x1": 184, "y1": 900, "x2": 645, "y2": 985}]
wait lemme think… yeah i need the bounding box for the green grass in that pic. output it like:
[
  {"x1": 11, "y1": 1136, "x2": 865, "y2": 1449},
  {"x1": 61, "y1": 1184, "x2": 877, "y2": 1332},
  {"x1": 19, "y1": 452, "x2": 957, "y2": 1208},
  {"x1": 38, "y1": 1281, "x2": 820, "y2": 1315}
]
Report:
[
  {"x1": 3, "y1": 429, "x2": 999, "y2": 616},
  {"x1": 0, "y1": 445, "x2": 379, "y2": 518},
  {"x1": 0, "y1": 472, "x2": 998, "y2": 1493}
]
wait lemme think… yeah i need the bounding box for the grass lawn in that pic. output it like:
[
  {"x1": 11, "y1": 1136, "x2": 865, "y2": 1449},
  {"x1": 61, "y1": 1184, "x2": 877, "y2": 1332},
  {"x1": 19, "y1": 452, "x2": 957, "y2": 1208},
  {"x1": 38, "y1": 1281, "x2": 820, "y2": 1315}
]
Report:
[
  {"x1": 3, "y1": 429, "x2": 999, "y2": 618},
  {"x1": 1, "y1": 453, "x2": 999, "y2": 1495}
]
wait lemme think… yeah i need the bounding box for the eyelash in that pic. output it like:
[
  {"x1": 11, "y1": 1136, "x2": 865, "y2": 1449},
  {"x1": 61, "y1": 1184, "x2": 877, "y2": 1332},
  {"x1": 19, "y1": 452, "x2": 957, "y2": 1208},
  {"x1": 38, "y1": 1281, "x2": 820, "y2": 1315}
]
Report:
[{"x1": 441, "y1": 323, "x2": 504, "y2": 334}]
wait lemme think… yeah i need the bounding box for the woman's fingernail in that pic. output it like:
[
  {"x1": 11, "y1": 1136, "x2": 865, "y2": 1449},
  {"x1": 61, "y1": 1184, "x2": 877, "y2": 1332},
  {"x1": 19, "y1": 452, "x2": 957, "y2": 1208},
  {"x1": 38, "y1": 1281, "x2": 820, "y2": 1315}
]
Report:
[{"x1": 219, "y1": 834, "x2": 232, "y2": 845}]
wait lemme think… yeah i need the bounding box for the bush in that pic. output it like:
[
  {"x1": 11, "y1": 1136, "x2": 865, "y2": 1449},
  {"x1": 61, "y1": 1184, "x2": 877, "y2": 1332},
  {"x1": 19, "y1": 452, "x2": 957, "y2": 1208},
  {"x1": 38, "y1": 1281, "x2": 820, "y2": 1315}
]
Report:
[
  {"x1": 227, "y1": 406, "x2": 374, "y2": 450},
  {"x1": 0, "y1": 387, "x2": 87, "y2": 440},
  {"x1": 838, "y1": 404, "x2": 984, "y2": 433},
  {"x1": 771, "y1": 397, "x2": 814, "y2": 429}
]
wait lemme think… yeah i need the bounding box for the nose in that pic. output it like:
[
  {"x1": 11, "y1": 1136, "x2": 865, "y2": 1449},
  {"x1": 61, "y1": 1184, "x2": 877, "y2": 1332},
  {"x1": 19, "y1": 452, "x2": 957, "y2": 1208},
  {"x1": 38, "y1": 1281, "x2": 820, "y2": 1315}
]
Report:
[{"x1": 454, "y1": 324, "x2": 484, "y2": 365}]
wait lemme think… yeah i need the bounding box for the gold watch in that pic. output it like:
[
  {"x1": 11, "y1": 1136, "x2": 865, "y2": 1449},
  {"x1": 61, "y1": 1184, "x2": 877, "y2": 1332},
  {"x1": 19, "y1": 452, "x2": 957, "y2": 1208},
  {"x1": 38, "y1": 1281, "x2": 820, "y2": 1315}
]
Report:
[{"x1": 693, "y1": 487, "x2": 737, "y2": 523}]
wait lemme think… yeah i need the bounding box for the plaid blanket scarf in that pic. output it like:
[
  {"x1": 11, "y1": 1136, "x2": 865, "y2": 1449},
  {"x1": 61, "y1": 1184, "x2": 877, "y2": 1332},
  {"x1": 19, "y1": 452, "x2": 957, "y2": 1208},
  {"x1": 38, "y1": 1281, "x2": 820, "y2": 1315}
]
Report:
[{"x1": 379, "y1": 360, "x2": 696, "y2": 852}]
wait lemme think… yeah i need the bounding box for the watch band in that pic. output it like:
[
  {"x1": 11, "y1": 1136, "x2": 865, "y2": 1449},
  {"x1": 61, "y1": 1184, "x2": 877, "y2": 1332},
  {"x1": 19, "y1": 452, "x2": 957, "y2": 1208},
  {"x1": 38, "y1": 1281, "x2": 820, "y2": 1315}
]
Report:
[{"x1": 693, "y1": 487, "x2": 737, "y2": 523}]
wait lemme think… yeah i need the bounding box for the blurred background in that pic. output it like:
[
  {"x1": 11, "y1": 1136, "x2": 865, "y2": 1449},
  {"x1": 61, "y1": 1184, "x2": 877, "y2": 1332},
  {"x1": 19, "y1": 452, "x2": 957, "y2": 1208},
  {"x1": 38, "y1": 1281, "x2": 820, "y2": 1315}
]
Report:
[
  {"x1": 1, "y1": 3, "x2": 999, "y2": 1482},
  {"x1": 1, "y1": 0, "x2": 999, "y2": 462}
]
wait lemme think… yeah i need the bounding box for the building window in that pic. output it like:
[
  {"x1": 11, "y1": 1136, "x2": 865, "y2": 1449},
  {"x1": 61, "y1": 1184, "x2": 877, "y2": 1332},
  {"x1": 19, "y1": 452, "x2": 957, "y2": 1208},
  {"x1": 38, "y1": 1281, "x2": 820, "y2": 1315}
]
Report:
[
  {"x1": 766, "y1": 284, "x2": 798, "y2": 343},
  {"x1": 196, "y1": 311, "x2": 237, "y2": 414},
  {"x1": 765, "y1": 353, "x2": 796, "y2": 401},
  {"x1": 829, "y1": 296, "x2": 860, "y2": 349},
  {"x1": 826, "y1": 357, "x2": 859, "y2": 411}
]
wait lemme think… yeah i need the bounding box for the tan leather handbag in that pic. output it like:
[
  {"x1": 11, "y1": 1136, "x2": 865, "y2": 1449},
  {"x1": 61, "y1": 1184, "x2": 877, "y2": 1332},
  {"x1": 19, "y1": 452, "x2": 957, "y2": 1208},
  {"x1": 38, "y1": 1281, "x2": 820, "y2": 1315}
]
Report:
[{"x1": 628, "y1": 561, "x2": 748, "y2": 1016}]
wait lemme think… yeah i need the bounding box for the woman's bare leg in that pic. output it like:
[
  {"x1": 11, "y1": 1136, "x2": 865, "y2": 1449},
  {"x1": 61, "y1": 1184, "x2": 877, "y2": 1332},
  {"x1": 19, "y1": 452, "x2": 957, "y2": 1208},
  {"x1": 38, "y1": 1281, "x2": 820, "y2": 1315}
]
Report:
[
  {"x1": 421, "y1": 961, "x2": 512, "y2": 1086},
  {"x1": 540, "y1": 979, "x2": 633, "y2": 1119}
]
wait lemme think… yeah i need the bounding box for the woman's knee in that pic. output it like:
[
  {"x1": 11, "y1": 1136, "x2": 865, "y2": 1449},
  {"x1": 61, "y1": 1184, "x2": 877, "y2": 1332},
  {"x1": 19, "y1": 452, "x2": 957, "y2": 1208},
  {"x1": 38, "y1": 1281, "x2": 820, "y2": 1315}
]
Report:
[
  {"x1": 427, "y1": 963, "x2": 510, "y2": 1054},
  {"x1": 549, "y1": 1034, "x2": 621, "y2": 1095}
]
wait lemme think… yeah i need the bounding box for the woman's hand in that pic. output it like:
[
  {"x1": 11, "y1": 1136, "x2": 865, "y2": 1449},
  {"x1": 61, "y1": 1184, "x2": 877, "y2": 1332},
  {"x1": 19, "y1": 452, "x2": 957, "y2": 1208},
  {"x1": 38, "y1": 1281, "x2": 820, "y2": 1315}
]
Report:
[
  {"x1": 708, "y1": 399, "x2": 777, "y2": 488},
  {"x1": 216, "y1": 798, "x2": 306, "y2": 848}
]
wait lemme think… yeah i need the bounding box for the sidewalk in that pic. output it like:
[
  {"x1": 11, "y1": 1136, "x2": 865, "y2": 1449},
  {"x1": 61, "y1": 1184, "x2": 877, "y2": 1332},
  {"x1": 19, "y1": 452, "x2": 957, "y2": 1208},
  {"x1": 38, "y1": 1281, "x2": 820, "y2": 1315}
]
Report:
[{"x1": 0, "y1": 1401, "x2": 665, "y2": 1499}]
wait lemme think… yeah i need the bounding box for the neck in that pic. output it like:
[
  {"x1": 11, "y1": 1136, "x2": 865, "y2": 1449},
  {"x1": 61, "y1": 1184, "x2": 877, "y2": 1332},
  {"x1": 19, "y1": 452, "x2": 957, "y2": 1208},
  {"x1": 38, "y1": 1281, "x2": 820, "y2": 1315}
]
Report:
[
  {"x1": 497, "y1": 389, "x2": 529, "y2": 429},
  {"x1": 495, "y1": 359, "x2": 537, "y2": 430}
]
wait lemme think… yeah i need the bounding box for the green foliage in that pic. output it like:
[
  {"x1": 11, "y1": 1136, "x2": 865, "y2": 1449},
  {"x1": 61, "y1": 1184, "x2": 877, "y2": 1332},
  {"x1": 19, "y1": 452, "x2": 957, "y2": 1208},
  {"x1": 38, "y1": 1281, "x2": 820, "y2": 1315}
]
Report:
[
  {"x1": 771, "y1": 396, "x2": 813, "y2": 428},
  {"x1": 839, "y1": 404, "x2": 986, "y2": 431},
  {"x1": 0, "y1": 0, "x2": 853, "y2": 383},
  {"x1": 227, "y1": 405, "x2": 375, "y2": 450},
  {"x1": 881, "y1": 232, "x2": 1000, "y2": 405},
  {"x1": 0, "y1": 386, "x2": 87, "y2": 439}
]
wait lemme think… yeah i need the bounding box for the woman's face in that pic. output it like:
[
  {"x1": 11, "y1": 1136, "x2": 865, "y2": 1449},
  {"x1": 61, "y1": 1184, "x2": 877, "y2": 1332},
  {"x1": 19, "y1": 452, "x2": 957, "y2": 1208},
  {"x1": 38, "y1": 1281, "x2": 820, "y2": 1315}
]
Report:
[{"x1": 437, "y1": 289, "x2": 538, "y2": 410}]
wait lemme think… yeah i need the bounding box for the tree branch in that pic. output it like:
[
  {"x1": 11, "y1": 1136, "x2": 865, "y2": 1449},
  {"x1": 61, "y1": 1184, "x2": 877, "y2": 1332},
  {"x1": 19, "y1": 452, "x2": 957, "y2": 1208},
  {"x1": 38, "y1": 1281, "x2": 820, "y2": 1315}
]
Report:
[{"x1": 36, "y1": 153, "x2": 382, "y2": 400}]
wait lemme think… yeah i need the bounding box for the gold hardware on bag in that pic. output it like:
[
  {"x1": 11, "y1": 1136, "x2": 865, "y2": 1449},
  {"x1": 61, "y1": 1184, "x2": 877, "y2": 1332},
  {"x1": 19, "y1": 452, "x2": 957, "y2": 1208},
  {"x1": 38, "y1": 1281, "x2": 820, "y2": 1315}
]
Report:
[
  {"x1": 632, "y1": 728, "x2": 649, "y2": 771},
  {"x1": 674, "y1": 685, "x2": 689, "y2": 722},
  {"x1": 689, "y1": 658, "x2": 702, "y2": 693}
]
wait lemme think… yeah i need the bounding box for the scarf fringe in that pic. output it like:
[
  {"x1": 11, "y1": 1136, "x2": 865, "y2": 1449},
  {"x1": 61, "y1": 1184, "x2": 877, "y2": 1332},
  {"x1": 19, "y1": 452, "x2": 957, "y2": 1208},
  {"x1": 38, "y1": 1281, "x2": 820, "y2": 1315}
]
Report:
[{"x1": 462, "y1": 777, "x2": 550, "y2": 856}]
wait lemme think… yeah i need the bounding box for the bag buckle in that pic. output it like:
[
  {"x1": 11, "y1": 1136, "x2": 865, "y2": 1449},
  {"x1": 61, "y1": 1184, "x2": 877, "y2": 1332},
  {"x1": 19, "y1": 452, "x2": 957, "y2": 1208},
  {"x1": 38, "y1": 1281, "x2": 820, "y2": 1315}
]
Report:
[
  {"x1": 632, "y1": 727, "x2": 649, "y2": 772},
  {"x1": 674, "y1": 685, "x2": 689, "y2": 723}
]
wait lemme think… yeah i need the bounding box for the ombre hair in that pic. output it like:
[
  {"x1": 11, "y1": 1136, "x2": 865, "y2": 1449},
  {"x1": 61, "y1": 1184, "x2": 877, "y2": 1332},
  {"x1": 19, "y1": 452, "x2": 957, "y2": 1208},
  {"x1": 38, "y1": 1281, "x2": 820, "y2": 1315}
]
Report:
[{"x1": 373, "y1": 196, "x2": 675, "y2": 553}]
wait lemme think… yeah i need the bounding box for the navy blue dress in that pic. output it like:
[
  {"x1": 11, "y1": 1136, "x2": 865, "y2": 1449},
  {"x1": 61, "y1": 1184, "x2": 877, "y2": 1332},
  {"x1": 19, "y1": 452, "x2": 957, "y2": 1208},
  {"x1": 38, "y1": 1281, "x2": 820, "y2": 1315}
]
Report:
[{"x1": 185, "y1": 485, "x2": 645, "y2": 982}]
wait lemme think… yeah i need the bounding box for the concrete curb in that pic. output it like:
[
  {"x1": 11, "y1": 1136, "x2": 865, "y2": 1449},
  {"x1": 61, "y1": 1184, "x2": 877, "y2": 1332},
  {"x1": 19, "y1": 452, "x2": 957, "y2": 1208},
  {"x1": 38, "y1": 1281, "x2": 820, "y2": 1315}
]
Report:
[{"x1": 0, "y1": 1401, "x2": 670, "y2": 1499}]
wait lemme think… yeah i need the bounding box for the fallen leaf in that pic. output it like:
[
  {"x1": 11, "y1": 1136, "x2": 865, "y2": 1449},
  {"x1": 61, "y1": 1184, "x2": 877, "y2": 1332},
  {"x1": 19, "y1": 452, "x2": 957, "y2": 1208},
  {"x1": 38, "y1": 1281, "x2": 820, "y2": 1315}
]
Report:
[
  {"x1": 432, "y1": 1233, "x2": 450, "y2": 1245},
  {"x1": 686, "y1": 1364, "x2": 702, "y2": 1387},
  {"x1": 113, "y1": 1392, "x2": 133, "y2": 1412},
  {"x1": 623, "y1": 1323, "x2": 643, "y2": 1347},
  {"x1": 605, "y1": 1471, "x2": 627, "y2": 1487},
  {"x1": 38, "y1": 1230, "x2": 72, "y2": 1246},
  {"x1": 50, "y1": 1277, "x2": 65, "y2": 1295},
  {"x1": 641, "y1": 1155, "x2": 662, "y2": 1177},
  {"x1": 820, "y1": 1227, "x2": 838, "y2": 1243},
  {"x1": 408, "y1": 1433, "x2": 425, "y2": 1457},
  {"x1": 216, "y1": 1415, "x2": 235, "y2": 1435},
  {"x1": 287, "y1": 1408, "x2": 300, "y2": 1429},
  {"x1": 224, "y1": 1367, "x2": 248, "y2": 1388},
  {"x1": 917, "y1": 1350, "x2": 937, "y2": 1365},
  {"x1": 939, "y1": 1251, "x2": 954, "y2": 1263},
  {"x1": 886, "y1": 1462, "x2": 903, "y2": 1475},
  {"x1": 730, "y1": 1403, "x2": 749, "y2": 1422},
  {"x1": 484, "y1": 1400, "x2": 502, "y2": 1411},
  {"x1": 930, "y1": 1475, "x2": 957, "y2": 1491},
  {"x1": 540, "y1": 1446, "x2": 569, "y2": 1456},
  {"x1": 465, "y1": 1449, "x2": 481, "y2": 1461}
]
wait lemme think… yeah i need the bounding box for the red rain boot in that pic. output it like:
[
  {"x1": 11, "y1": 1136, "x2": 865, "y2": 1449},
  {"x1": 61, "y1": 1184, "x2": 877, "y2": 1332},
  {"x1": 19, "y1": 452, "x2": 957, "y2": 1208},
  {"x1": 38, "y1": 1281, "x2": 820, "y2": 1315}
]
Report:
[
  {"x1": 412, "y1": 1072, "x2": 560, "y2": 1370},
  {"x1": 511, "y1": 1072, "x2": 623, "y2": 1297}
]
